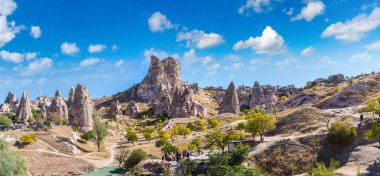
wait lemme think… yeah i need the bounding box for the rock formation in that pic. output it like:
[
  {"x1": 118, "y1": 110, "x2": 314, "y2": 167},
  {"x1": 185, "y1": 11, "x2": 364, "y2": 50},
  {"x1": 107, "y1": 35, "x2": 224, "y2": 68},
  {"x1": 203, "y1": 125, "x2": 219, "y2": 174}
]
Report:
[
  {"x1": 0, "y1": 103, "x2": 11, "y2": 113},
  {"x1": 249, "y1": 81, "x2": 266, "y2": 109},
  {"x1": 4, "y1": 92, "x2": 18, "y2": 112},
  {"x1": 98, "y1": 56, "x2": 205, "y2": 118},
  {"x1": 69, "y1": 84, "x2": 93, "y2": 131},
  {"x1": 219, "y1": 82, "x2": 240, "y2": 114},
  {"x1": 40, "y1": 105, "x2": 47, "y2": 119},
  {"x1": 67, "y1": 87, "x2": 75, "y2": 109},
  {"x1": 124, "y1": 100, "x2": 139, "y2": 117},
  {"x1": 17, "y1": 91, "x2": 33, "y2": 122},
  {"x1": 108, "y1": 100, "x2": 122, "y2": 119},
  {"x1": 49, "y1": 90, "x2": 69, "y2": 120}
]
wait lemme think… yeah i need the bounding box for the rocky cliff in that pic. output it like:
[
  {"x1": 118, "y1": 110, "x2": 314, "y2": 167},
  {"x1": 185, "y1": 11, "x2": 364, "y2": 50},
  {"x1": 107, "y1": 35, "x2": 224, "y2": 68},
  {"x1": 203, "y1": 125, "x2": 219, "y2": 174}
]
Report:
[
  {"x1": 17, "y1": 91, "x2": 33, "y2": 122},
  {"x1": 219, "y1": 82, "x2": 240, "y2": 114},
  {"x1": 49, "y1": 90, "x2": 69, "y2": 120},
  {"x1": 69, "y1": 84, "x2": 94, "y2": 131}
]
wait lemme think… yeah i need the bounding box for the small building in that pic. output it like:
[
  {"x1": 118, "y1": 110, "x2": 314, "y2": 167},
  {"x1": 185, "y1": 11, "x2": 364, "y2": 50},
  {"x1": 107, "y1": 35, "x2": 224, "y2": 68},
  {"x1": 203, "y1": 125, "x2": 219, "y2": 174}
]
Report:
[{"x1": 228, "y1": 139, "x2": 259, "y2": 152}]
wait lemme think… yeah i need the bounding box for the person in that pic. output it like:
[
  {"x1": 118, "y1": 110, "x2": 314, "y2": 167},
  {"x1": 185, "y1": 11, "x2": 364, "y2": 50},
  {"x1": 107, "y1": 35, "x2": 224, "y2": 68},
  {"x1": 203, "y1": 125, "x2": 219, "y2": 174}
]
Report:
[{"x1": 360, "y1": 114, "x2": 364, "y2": 122}]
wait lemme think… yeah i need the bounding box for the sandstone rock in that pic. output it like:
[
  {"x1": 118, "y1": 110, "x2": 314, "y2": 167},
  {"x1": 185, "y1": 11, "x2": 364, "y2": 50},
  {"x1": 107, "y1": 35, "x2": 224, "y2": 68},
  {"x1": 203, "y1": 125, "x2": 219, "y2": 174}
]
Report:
[
  {"x1": 4, "y1": 92, "x2": 18, "y2": 112},
  {"x1": 40, "y1": 105, "x2": 47, "y2": 119},
  {"x1": 49, "y1": 90, "x2": 69, "y2": 120},
  {"x1": 17, "y1": 91, "x2": 33, "y2": 122},
  {"x1": 67, "y1": 87, "x2": 75, "y2": 109},
  {"x1": 0, "y1": 103, "x2": 11, "y2": 113},
  {"x1": 69, "y1": 84, "x2": 93, "y2": 131},
  {"x1": 124, "y1": 100, "x2": 139, "y2": 117},
  {"x1": 249, "y1": 81, "x2": 266, "y2": 109},
  {"x1": 219, "y1": 82, "x2": 240, "y2": 114},
  {"x1": 171, "y1": 87, "x2": 192, "y2": 117},
  {"x1": 108, "y1": 100, "x2": 122, "y2": 119},
  {"x1": 238, "y1": 85, "x2": 250, "y2": 109},
  {"x1": 191, "y1": 101, "x2": 206, "y2": 116}
]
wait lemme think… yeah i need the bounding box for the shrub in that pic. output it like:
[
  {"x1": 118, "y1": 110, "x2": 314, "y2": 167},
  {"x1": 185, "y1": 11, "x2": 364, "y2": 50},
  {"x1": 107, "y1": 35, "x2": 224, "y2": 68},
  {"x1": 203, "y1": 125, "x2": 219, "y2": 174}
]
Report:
[
  {"x1": 0, "y1": 140, "x2": 27, "y2": 176},
  {"x1": 0, "y1": 116, "x2": 12, "y2": 128},
  {"x1": 125, "y1": 131, "x2": 139, "y2": 146},
  {"x1": 365, "y1": 118, "x2": 380, "y2": 145},
  {"x1": 327, "y1": 122, "x2": 357, "y2": 146},
  {"x1": 123, "y1": 149, "x2": 147, "y2": 171},
  {"x1": 81, "y1": 131, "x2": 95, "y2": 144},
  {"x1": 308, "y1": 159, "x2": 339, "y2": 176},
  {"x1": 186, "y1": 122, "x2": 196, "y2": 131},
  {"x1": 195, "y1": 120, "x2": 207, "y2": 131},
  {"x1": 20, "y1": 134, "x2": 38, "y2": 145},
  {"x1": 207, "y1": 117, "x2": 221, "y2": 129}
]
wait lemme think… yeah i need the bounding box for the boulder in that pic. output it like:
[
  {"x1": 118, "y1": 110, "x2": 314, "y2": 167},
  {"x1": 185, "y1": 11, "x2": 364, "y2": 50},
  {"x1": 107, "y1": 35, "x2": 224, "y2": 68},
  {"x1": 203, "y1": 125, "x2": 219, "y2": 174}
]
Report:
[
  {"x1": 4, "y1": 92, "x2": 18, "y2": 112},
  {"x1": 69, "y1": 84, "x2": 94, "y2": 131},
  {"x1": 219, "y1": 82, "x2": 240, "y2": 114}
]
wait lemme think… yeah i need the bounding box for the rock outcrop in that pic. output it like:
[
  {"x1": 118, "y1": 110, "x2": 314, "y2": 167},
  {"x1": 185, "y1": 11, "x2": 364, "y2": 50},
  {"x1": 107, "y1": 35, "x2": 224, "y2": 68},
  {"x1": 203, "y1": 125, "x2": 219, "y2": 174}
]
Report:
[
  {"x1": 0, "y1": 103, "x2": 11, "y2": 113},
  {"x1": 40, "y1": 105, "x2": 47, "y2": 119},
  {"x1": 97, "y1": 56, "x2": 205, "y2": 118},
  {"x1": 4, "y1": 92, "x2": 18, "y2": 112},
  {"x1": 249, "y1": 81, "x2": 266, "y2": 109},
  {"x1": 49, "y1": 90, "x2": 69, "y2": 120},
  {"x1": 219, "y1": 82, "x2": 240, "y2": 114},
  {"x1": 67, "y1": 87, "x2": 75, "y2": 109},
  {"x1": 69, "y1": 84, "x2": 93, "y2": 131},
  {"x1": 124, "y1": 100, "x2": 139, "y2": 117},
  {"x1": 108, "y1": 100, "x2": 122, "y2": 118},
  {"x1": 17, "y1": 91, "x2": 33, "y2": 122}
]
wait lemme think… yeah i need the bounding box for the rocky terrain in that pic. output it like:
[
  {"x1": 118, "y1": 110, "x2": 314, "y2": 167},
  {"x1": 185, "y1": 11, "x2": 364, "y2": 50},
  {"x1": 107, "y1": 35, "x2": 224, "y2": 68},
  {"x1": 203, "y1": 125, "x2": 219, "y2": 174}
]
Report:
[{"x1": 1, "y1": 56, "x2": 380, "y2": 175}]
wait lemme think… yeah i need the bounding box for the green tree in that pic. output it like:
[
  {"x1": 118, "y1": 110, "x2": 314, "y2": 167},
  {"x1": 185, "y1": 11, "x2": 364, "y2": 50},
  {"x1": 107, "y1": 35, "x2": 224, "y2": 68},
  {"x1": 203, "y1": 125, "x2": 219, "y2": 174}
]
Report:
[
  {"x1": 195, "y1": 120, "x2": 207, "y2": 131},
  {"x1": 143, "y1": 131, "x2": 153, "y2": 143},
  {"x1": 155, "y1": 138, "x2": 178, "y2": 154},
  {"x1": 177, "y1": 125, "x2": 192, "y2": 137},
  {"x1": 244, "y1": 111, "x2": 276, "y2": 141},
  {"x1": 206, "y1": 131, "x2": 234, "y2": 153},
  {"x1": 0, "y1": 140, "x2": 27, "y2": 176},
  {"x1": 123, "y1": 149, "x2": 147, "y2": 171},
  {"x1": 186, "y1": 122, "x2": 196, "y2": 131},
  {"x1": 126, "y1": 131, "x2": 139, "y2": 146},
  {"x1": 365, "y1": 100, "x2": 378, "y2": 117},
  {"x1": 81, "y1": 131, "x2": 95, "y2": 144},
  {"x1": 365, "y1": 118, "x2": 380, "y2": 145},
  {"x1": 207, "y1": 117, "x2": 221, "y2": 129},
  {"x1": 0, "y1": 116, "x2": 12, "y2": 129},
  {"x1": 92, "y1": 115, "x2": 108, "y2": 152}
]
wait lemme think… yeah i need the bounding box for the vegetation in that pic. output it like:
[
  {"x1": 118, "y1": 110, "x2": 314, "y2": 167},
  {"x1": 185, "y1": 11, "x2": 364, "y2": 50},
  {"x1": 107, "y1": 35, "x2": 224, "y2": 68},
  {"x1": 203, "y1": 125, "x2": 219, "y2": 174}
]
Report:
[
  {"x1": 365, "y1": 118, "x2": 380, "y2": 145},
  {"x1": 123, "y1": 149, "x2": 147, "y2": 171},
  {"x1": 31, "y1": 108, "x2": 43, "y2": 122},
  {"x1": 206, "y1": 131, "x2": 236, "y2": 153},
  {"x1": 20, "y1": 134, "x2": 38, "y2": 145},
  {"x1": 365, "y1": 100, "x2": 378, "y2": 117},
  {"x1": 158, "y1": 129, "x2": 171, "y2": 140},
  {"x1": 0, "y1": 140, "x2": 27, "y2": 176},
  {"x1": 194, "y1": 120, "x2": 207, "y2": 131},
  {"x1": 92, "y1": 114, "x2": 109, "y2": 152},
  {"x1": 307, "y1": 159, "x2": 339, "y2": 176},
  {"x1": 207, "y1": 117, "x2": 221, "y2": 129},
  {"x1": 0, "y1": 115, "x2": 12, "y2": 129},
  {"x1": 155, "y1": 138, "x2": 178, "y2": 154},
  {"x1": 177, "y1": 125, "x2": 192, "y2": 137},
  {"x1": 280, "y1": 96, "x2": 288, "y2": 102},
  {"x1": 244, "y1": 110, "x2": 276, "y2": 141},
  {"x1": 143, "y1": 131, "x2": 153, "y2": 143},
  {"x1": 327, "y1": 122, "x2": 357, "y2": 146},
  {"x1": 81, "y1": 131, "x2": 95, "y2": 144},
  {"x1": 126, "y1": 131, "x2": 139, "y2": 146}
]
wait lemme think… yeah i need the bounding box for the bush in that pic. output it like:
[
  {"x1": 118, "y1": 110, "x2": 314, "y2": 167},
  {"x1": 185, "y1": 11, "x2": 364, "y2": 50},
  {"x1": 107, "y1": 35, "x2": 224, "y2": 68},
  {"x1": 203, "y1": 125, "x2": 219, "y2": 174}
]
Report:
[
  {"x1": 0, "y1": 140, "x2": 27, "y2": 176},
  {"x1": 20, "y1": 134, "x2": 38, "y2": 144},
  {"x1": 327, "y1": 122, "x2": 357, "y2": 146},
  {"x1": 123, "y1": 149, "x2": 147, "y2": 171},
  {"x1": 207, "y1": 118, "x2": 221, "y2": 129},
  {"x1": 308, "y1": 159, "x2": 339, "y2": 176},
  {"x1": 195, "y1": 120, "x2": 207, "y2": 131},
  {"x1": 0, "y1": 116, "x2": 12, "y2": 128}
]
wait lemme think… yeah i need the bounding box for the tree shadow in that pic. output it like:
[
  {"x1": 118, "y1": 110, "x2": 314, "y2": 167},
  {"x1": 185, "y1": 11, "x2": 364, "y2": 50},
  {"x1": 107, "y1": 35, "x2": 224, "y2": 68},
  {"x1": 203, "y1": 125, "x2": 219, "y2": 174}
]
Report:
[{"x1": 367, "y1": 160, "x2": 380, "y2": 175}]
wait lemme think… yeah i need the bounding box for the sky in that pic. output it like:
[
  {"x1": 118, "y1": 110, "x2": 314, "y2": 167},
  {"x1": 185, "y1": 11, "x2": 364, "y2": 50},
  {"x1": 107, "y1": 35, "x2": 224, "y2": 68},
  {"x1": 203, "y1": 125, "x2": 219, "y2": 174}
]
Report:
[{"x1": 1, "y1": 0, "x2": 380, "y2": 101}]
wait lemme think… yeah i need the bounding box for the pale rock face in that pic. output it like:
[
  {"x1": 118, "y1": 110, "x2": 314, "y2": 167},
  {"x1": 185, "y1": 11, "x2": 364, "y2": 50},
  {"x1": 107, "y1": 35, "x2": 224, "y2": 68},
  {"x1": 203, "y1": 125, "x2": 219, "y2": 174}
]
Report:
[
  {"x1": 108, "y1": 100, "x2": 122, "y2": 118},
  {"x1": 171, "y1": 87, "x2": 192, "y2": 118},
  {"x1": 219, "y1": 82, "x2": 240, "y2": 114},
  {"x1": 17, "y1": 91, "x2": 33, "y2": 122},
  {"x1": 0, "y1": 103, "x2": 11, "y2": 113},
  {"x1": 124, "y1": 100, "x2": 139, "y2": 117},
  {"x1": 249, "y1": 81, "x2": 266, "y2": 109},
  {"x1": 67, "y1": 87, "x2": 75, "y2": 109},
  {"x1": 49, "y1": 90, "x2": 69, "y2": 120},
  {"x1": 4, "y1": 92, "x2": 18, "y2": 112},
  {"x1": 191, "y1": 101, "x2": 207, "y2": 116},
  {"x1": 238, "y1": 85, "x2": 250, "y2": 108},
  {"x1": 69, "y1": 84, "x2": 94, "y2": 131},
  {"x1": 40, "y1": 105, "x2": 47, "y2": 119}
]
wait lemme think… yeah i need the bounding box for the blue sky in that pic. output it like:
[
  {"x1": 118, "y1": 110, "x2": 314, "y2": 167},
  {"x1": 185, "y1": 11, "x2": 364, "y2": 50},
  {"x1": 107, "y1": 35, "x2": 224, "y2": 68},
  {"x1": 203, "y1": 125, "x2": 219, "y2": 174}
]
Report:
[{"x1": 1, "y1": 0, "x2": 380, "y2": 101}]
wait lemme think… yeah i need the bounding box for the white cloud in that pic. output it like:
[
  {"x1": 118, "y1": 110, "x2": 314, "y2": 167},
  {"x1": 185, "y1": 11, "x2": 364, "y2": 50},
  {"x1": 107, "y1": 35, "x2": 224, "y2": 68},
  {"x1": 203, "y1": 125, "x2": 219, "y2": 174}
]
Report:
[
  {"x1": 361, "y1": 2, "x2": 377, "y2": 11},
  {"x1": 111, "y1": 44, "x2": 119, "y2": 52},
  {"x1": 275, "y1": 57, "x2": 298, "y2": 67},
  {"x1": 202, "y1": 56, "x2": 221, "y2": 72},
  {"x1": 238, "y1": 0, "x2": 271, "y2": 14},
  {"x1": 22, "y1": 57, "x2": 53, "y2": 75},
  {"x1": 38, "y1": 78, "x2": 46, "y2": 84},
  {"x1": 0, "y1": 16, "x2": 22, "y2": 47},
  {"x1": 292, "y1": 1, "x2": 325, "y2": 22},
  {"x1": 301, "y1": 46, "x2": 315, "y2": 57},
  {"x1": 183, "y1": 49, "x2": 199, "y2": 65},
  {"x1": 177, "y1": 29, "x2": 225, "y2": 49},
  {"x1": 88, "y1": 44, "x2": 107, "y2": 53},
  {"x1": 80, "y1": 57, "x2": 102, "y2": 67},
  {"x1": 148, "y1": 12, "x2": 176, "y2": 32},
  {"x1": 233, "y1": 26, "x2": 286, "y2": 55},
  {"x1": 223, "y1": 54, "x2": 242, "y2": 62},
  {"x1": 283, "y1": 7, "x2": 294, "y2": 16},
  {"x1": 225, "y1": 62, "x2": 244, "y2": 71},
  {"x1": 25, "y1": 52, "x2": 37, "y2": 60},
  {"x1": 143, "y1": 48, "x2": 178, "y2": 61},
  {"x1": 0, "y1": 0, "x2": 17, "y2": 16},
  {"x1": 30, "y1": 25, "x2": 41, "y2": 38},
  {"x1": 321, "y1": 7, "x2": 380, "y2": 42},
  {"x1": 314, "y1": 56, "x2": 337, "y2": 69},
  {"x1": 0, "y1": 50, "x2": 23, "y2": 63},
  {"x1": 250, "y1": 58, "x2": 272, "y2": 65},
  {"x1": 364, "y1": 40, "x2": 380, "y2": 50},
  {"x1": 115, "y1": 59, "x2": 125, "y2": 68},
  {"x1": 61, "y1": 42, "x2": 80, "y2": 56},
  {"x1": 349, "y1": 52, "x2": 373, "y2": 63}
]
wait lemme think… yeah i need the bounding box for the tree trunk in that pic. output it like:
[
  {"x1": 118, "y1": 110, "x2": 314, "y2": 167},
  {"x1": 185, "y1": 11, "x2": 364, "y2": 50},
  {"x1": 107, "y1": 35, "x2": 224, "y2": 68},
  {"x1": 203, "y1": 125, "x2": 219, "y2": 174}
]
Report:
[
  {"x1": 97, "y1": 141, "x2": 100, "y2": 152},
  {"x1": 260, "y1": 133, "x2": 264, "y2": 142}
]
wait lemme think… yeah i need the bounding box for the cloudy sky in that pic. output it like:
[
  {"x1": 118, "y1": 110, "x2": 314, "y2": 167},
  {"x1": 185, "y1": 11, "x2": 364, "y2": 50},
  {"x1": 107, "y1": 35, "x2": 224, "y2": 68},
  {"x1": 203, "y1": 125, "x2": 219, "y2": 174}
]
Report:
[{"x1": 1, "y1": 0, "x2": 380, "y2": 101}]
